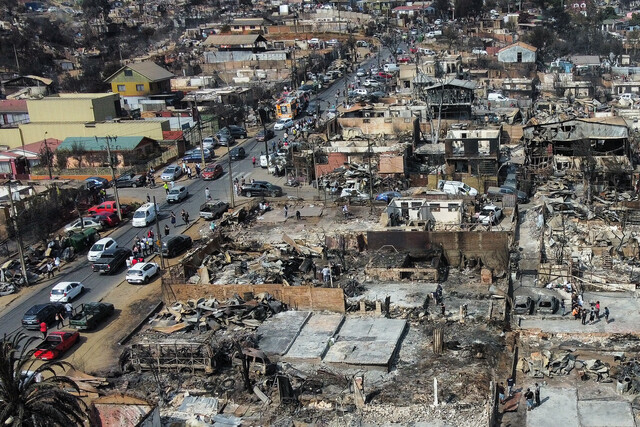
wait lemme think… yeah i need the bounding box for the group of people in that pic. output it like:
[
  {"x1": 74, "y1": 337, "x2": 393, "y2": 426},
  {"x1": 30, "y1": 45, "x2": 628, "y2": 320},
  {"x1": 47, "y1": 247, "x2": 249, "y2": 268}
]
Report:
[
  {"x1": 146, "y1": 167, "x2": 156, "y2": 188},
  {"x1": 45, "y1": 256, "x2": 61, "y2": 279},
  {"x1": 497, "y1": 378, "x2": 542, "y2": 412},
  {"x1": 569, "y1": 294, "x2": 610, "y2": 325},
  {"x1": 40, "y1": 302, "x2": 73, "y2": 338},
  {"x1": 181, "y1": 161, "x2": 201, "y2": 179}
]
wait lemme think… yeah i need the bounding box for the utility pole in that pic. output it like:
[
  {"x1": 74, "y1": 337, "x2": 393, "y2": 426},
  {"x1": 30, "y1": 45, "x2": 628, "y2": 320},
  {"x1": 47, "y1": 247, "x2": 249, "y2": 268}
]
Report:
[
  {"x1": 258, "y1": 107, "x2": 271, "y2": 168},
  {"x1": 311, "y1": 137, "x2": 320, "y2": 197},
  {"x1": 101, "y1": 136, "x2": 123, "y2": 221},
  {"x1": 6, "y1": 182, "x2": 29, "y2": 286},
  {"x1": 152, "y1": 196, "x2": 165, "y2": 269},
  {"x1": 367, "y1": 137, "x2": 374, "y2": 213},
  {"x1": 193, "y1": 93, "x2": 205, "y2": 170},
  {"x1": 226, "y1": 144, "x2": 235, "y2": 208}
]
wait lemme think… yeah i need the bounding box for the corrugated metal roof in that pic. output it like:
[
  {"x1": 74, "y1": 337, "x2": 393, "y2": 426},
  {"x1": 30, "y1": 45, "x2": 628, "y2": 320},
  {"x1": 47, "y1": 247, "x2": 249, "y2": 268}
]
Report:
[
  {"x1": 58, "y1": 136, "x2": 146, "y2": 152},
  {"x1": 105, "y1": 62, "x2": 174, "y2": 83},
  {"x1": 498, "y1": 42, "x2": 538, "y2": 53},
  {"x1": 203, "y1": 34, "x2": 267, "y2": 47}
]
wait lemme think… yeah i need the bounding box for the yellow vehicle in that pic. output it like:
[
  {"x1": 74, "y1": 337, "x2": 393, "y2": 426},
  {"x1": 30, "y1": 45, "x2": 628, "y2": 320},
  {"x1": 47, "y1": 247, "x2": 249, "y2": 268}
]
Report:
[{"x1": 275, "y1": 97, "x2": 299, "y2": 120}]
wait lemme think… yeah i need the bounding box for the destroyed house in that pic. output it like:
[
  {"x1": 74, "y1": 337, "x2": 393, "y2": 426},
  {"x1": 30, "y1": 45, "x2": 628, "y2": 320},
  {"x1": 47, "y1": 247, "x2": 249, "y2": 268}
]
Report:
[
  {"x1": 365, "y1": 249, "x2": 446, "y2": 282},
  {"x1": 445, "y1": 128, "x2": 501, "y2": 177},
  {"x1": 421, "y1": 79, "x2": 475, "y2": 120},
  {"x1": 202, "y1": 34, "x2": 268, "y2": 52}
]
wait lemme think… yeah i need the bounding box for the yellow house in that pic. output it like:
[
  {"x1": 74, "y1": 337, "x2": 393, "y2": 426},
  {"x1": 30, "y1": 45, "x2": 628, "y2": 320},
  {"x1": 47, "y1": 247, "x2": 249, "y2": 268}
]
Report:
[
  {"x1": 105, "y1": 62, "x2": 174, "y2": 97},
  {"x1": 27, "y1": 93, "x2": 121, "y2": 122}
]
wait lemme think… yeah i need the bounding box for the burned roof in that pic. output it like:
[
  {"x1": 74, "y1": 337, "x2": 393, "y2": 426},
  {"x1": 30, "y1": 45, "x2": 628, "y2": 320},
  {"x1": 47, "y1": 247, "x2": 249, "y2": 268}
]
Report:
[{"x1": 523, "y1": 118, "x2": 629, "y2": 141}]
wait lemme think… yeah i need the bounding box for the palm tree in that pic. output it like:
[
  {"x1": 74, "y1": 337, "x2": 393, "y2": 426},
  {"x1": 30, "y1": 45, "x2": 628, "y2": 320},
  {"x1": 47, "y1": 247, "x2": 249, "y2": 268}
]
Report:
[{"x1": 0, "y1": 332, "x2": 88, "y2": 426}]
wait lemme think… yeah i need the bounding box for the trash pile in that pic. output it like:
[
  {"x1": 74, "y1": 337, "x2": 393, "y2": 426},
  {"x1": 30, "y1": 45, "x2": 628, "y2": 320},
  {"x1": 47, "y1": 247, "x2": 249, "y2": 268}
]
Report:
[
  {"x1": 613, "y1": 358, "x2": 640, "y2": 393},
  {"x1": 149, "y1": 293, "x2": 287, "y2": 334},
  {"x1": 518, "y1": 350, "x2": 613, "y2": 381}
]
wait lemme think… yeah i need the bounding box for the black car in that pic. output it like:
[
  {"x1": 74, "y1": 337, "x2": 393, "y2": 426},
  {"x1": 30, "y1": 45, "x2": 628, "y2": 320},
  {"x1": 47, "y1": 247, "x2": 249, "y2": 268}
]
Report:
[
  {"x1": 230, "y1": 147, "x2": 246, "y2": 160},
  {"x1": 256, "y1": 129, "x2": 275, "y2": 142},
  {"x1": 92, "y1": 247, "x2": 133, "y2": 274},
  {"x1": 227, "y1": 125, "x2": 248, "y2": 139},
  {"x1": 22, "y1": 303, "x2": 63, "y2": 330},
  {"x1": 85, "y1": 176, "x2": 109, "y2": 190},
  {"x1": 306, "y1": 101, "x2": 321, "y2": 115},
  {"x1": 160, "y1": 234, "x2": 192, "y2": 257},
  {"x1": 114, "y1": 173, "x2": 146, "y2": 188},
  {"x1": 241, "y1": 181, "x2": 283, "y2": 197}
]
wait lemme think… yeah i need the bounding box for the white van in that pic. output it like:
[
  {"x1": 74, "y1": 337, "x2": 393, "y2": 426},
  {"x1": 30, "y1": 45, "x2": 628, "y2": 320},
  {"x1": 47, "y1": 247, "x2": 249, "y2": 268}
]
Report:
[
  {"x1": 260, "y1": 154, "x2": 276, "y2": 168},
  {"x1": 437, "y1": 180, "x2": 478, "y2": 196},
  {"x1": 132, "y1": 203, "x2": 157, "y2": 227},
  {"x1": 383, "y1": 63, "x2": 400, "y2": 73},
  {"x1": 488, "y1": 93, "x2": 509, "y2": 102},
  {"x1": 87, "y1": 237, "x2": 118, "y2": 262}
]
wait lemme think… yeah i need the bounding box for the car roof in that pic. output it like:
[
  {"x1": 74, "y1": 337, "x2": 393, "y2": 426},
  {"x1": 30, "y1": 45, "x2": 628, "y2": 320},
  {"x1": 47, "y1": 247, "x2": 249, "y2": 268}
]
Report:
[
  {"x1": 52, "y1": 281, "x2": 78, "y2": 290},
  {"x1": 94, "y1": 237, "x2": 115, "y2": 244},
  {"x1": 128, "y1": 262, "x2": 153, "y2": 271}
]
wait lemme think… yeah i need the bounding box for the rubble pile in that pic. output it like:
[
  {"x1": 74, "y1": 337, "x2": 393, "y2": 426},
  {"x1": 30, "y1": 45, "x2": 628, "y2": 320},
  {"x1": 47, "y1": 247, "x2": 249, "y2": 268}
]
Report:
[
  {"x1": 612, "y1": 358, "x2": 640, "y2": 393},
  {"x1": 150, "y1": 293, "x2": 287, "y2": 334},
  {"x1": 518, "y1": 350, "x2": 615, "y2": 381}
]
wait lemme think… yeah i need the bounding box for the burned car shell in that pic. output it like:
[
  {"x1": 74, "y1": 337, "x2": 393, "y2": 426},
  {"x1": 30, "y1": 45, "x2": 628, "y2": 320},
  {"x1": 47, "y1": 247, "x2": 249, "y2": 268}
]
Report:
[
  {"x1": 514, "y1": 295, "x2": 535, "y2": 315},
  {"x1": 537, "y1": 295, "x2": 559, "y2": 314}
]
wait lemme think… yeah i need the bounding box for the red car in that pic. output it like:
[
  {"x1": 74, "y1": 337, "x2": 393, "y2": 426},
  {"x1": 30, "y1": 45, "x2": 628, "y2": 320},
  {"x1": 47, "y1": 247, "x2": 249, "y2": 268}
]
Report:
[
  {"x1": 87, "y1": 202, "x2": 131, "y2": 216},
  {"x1": 409, "y1": 47, "x2": 418, "y2": 54},
  {"x1": 377, "y1": 72, "x2": 393, "y2": 79},
  {"x1": 201, "y1": 163, "x2": 223, "y2": 180},
  {"x1": 92, "y1": 212, "x2": 121, "y2": 228},
  {"x1": 397, "y1": 56, "x2": 411, "y2": 63},
  {"x1": 34, "y1": 331, "x2": 80, "y2": 360}
]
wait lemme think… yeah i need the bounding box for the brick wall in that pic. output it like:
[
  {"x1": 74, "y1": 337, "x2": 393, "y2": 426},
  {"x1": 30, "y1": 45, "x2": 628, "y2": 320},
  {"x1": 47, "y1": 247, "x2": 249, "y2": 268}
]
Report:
[{"x1": 166, "y1": 284, "x2": 346, "y2": 313}]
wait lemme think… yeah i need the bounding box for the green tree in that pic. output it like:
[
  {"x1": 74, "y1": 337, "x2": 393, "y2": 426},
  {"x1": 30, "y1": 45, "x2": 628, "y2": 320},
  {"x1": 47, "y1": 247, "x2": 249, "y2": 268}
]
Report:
[
  {"x1": 433, "y1": 0, "x2": 449, "y2": 18},
  {"x1": 442, "y1": 27, "x2": 459, "y2": 48},
  {"x1": 0, "y1": 333, "x2": 88, "y2": 426}
]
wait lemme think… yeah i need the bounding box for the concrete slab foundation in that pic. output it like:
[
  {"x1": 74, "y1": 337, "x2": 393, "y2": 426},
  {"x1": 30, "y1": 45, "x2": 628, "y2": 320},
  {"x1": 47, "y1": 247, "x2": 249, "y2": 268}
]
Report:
[
  {"x1": 578, "y1": 400, "x2": 635, "y2": 427},
  {"x1": 323, "y1": 317, "x2": 407, "y2": 371},
  {"x1": 350, "y1": 282, "x2": 437, "y2": 308},
  {"x1": 283, "y1": 313, "x2": 344, "y2": 363},
  {"x1": 257, "y1": 311, "x2": 311, "y2": 359},
  {"x1": 526, "y1": 387, "x2": 578, "y2": 427}
]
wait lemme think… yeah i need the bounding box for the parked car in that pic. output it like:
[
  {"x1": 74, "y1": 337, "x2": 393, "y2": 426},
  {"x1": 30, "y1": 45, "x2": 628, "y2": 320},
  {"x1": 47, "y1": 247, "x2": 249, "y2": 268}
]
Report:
[
  {"x1": 486, "y1": 186, "x2": 528, "y2": 203},
  {"x1": 356, "y1": 68, "x2": 366, "y2": 77},
  {"x1": 199, "y1": 200, "x2": 229, "y2": 220},
  {"x1": 438, "y1": 180, "x2": 478, "y2": 197},
  {"x1": 87, "y1": 202, "x2": 131, "y2": 216},
  {"x1": 340, "y1": 188, "x2": 369, "y2": 200},
  {"x1": 201, "y1": 163, "x2": 223, "y2": 180},
  {"x1": 126, "y1": 262, "x2": 160, "y2": 284},
  {"x1": 377, "y1": 72, "x2": 393, "y2": 79},
  {"x1": 514, "y1": 295, "x2": 535, "y2": 315},
  {"x1": 49, "y1": 281, "x2": 84, "y2": 303},
  {"x1": 161, "y1": 165, "x2": 183, "y2": 181},
  {"x1": 69, "y1": 302, "x2": 114, "y2": 330},
  {"x1": 256, "y1": 129, "x2": 275, "y2": 142},
  {"x1": 91, "y1": 212, "x2": 120, "y2": 228},
  {"x1": 84, "y1": 177, "x2": 109, "y2": 190},
  {"x1": 159, "y1": 234, "x2": 192, "y2": 257},
  {"x1": 22, "y1": 303, "x2": 63, "y2": 330},
  {"x1": 91, "y1": 247, "x2": 132, "y2": 274},
  {"x1": 114, "y1": 173, "x2": 146, "y2": 188},
  {"x1": 537, "y1": 295, "x2": 559, "y2": 314},
  {"x1": 241, "y1": 181, "x2": 283, "y2": 197},
  {"x1": 227, "y1": 125, "x2": 248, "y2": 139},
  {"x1": 33, "y1": 331, "x2": 80, "y2": 360},
  {"x1": 167, "y1": 185, "x2": 189, "y2": 203},
  {"x1": 203, "y1": 136, "x2": 219, "y2": 149},
  {"x1": 132, "y1": 203, "x2": 157, "y2": 227},
  {"x1": 375, "y1": 191, "x2": 402, "y2": 203},
  {"x1": 472, "y1": 48, "x2": 488, "y2": 55},
  {"x1": 64, "y1": 217, "x2": 104, "y2": 233},
  {"x1": 87, "y1": 237, "x2": 117, "y2": 262},
  {"x1": 476, "y1": 205, "x2": 503, "y2": 225},
  {"x1": 354, "y1": 88, "x2": 368, "y2": 96},
  {"x1": 230, "y1": 147, "x2": 246, "y2": 160},
  {"x1": 363, "y1": 79, "x2": 380, "y2": 87},
  {"x1": 183, "y1": 148, "x2": 213, "y2": 163},
  {"x1": 274, "y1": 118, "x2": 294, "y2": 130},
  {"x1": 216, "y1": 133, "x2": 235, "y2": 146}
]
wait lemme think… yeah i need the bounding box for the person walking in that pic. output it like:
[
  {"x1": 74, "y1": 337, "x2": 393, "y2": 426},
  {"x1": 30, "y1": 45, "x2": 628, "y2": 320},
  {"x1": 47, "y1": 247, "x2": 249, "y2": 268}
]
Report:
[
  {"x1": 595, "y1": 301, "x2": 600, "y2": 319},
  {"x1": 139, "y1": 239, "x2": 146, "y2": 256},
  {"x1": 525, "y1": 388, "x2": 534, "y2": 411},
  {"x1": 507, "y1": 377, "x2": 515, "y2": 397},
  {"x1": 534, "y1": 383, "x2": 541, "y2": 408},
  {"x1": 164, "y1": 224, "x2": 170, "y2": 236},
  {"x1": 497, "y1": 382, "x2": 506, "y2": 405},
  {"x1": 440, "y1": 302, "x2": 446, "y2": 316},
  {"x1": 46, "y1": 261, "x2": 54, "y2": 279},
  {"x1": 560, "y1": 299, "x2": 565, "y2": 316},
  {"x1": 65, "y1": 302, "x2": 73, "y2": 319},
  {"x1": 40, "y1": 321, "x2": 47, "y2": 339},
  {"x1": 163, "y1": 182, "x2": 169, "y2": 194},
  {"x1": 147, "y1": 229, "x2": 154, "y2": 239},
  {"x1": 205, "y1": 187, "x2": 211, "y2": 201},
  {"x1": 170, "y1": 180, "x2": 175, "y2": 190},
  {"x1": 195, "y1": 163, "x2": 201, "y2": 177},
  {"x1": 581, "y1": 308, "x2": 588, "y2": 325},
  {"x1": 170, "y1": 211, "x2": 176, "y2": 228},
  {"x1": 589, "y1": 306, "x2": 596, "y2": 324},
  {"x1": 284, "y1": 204, "x2": 289, "y2": 219},
  {"x1": 184, "y1": 211, "x2": 190, "y2": 225},
  {"x1": 322, "y1": 266, "x2": 331, "y2": 283},
  {"x1": 180, "y1": 209, "x2": 186, "y2": 224},
  {"x1": 604, "y1": 306, "x2": 610, "y2": 323},
  {"x1": 55, "y1": 311, "x2": 64, "y2": 329},
  {"x1": 54, "y1": 256, "x2": 61, "y2": 272},
  {"x1": 252, "y1": 156, "x2": 256, "y2": 168}
]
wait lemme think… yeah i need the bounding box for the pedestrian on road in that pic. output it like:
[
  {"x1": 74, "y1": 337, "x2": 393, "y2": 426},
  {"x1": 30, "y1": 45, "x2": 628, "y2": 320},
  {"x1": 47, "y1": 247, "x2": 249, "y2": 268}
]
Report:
[
  {"x1": 164, "y1": 224, "x2": 170, "y2": 236},
  {"x1": 163, "y1": 182, "x2": 169, "y2": 194},
  {"x1": 525, "y1": 388, "x2": 534, "y2": 411},
  {"x1": 595, "y1": 301, "x2": 600, "y2": 319},
  {"x1": 139, "y1": 239, "x2": 146, "y2": 256},
  {"x1": 147, "y1": 229, "x2": 154, "y2": 239},
  {"x1": 252, "y1": 156, "x2": 256, "y2": 167},
  {"x1": 581, "y1": 308, "x2": 588, "y2": 325},
  {"x1": 322, "y1": 266, "x2": 331, "y2": 283},
  {"x1": 534, "y1": 383, "x2": 541, "y2": 408},
  {"x1": 54, "y1": 256, "x2": 61, "y2": 272},
  {"x1": 284, "y1": 204, "x2": 288, "y2": 218},
  {"x1": 561, "y1": 299, "x2": 565, "y2": 316},
  {"x1": 205, "y1": 187, "x2": 211, "y2": 201},
  {"x1": 604, "y1": 307, "x2": 610, "y2": 323},
  {"x1": 195, "y1": 163, "x2": 201, "y2": 177},
  {"x1": 170, "y1": 180, "x2": 175, "y2": 190},
  {"x1": 184, "y1": 211, "x2": 190, "y2": 225},
  {"x1": 65, "y1": 302, "x2": 72, "y2": 318},
  {"x1": 440, "y1": 302, "x2": 446, "y2": 316},
  {"x1": 46, "y1": 261, "x2": 54, "y2": 279},
  {"x1": 589, "y1": 306, "x2": 596, "y2": 324},
  {"x1": 40, "y1": 321, "x2": 47, "y2": 339},
  {"x1": 180, "y1": 209, "x2": 186, "y2": 223},
  {"x1": 170, "y1": 211, "x2": 176, "y2": 228},
  {"x1": 55, "y1": 311, "x2": 64, "y2": 329}
]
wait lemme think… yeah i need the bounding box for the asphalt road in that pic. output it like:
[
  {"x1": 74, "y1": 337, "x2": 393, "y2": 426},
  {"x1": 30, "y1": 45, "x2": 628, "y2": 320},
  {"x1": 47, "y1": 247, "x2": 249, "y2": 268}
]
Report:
[{"x1": 0, "y1": 51, "x2": 384, "y2": 340}]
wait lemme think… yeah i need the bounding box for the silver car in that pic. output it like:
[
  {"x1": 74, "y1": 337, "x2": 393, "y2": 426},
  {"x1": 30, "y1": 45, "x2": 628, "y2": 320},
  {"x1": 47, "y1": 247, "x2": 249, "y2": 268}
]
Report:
[
  {"x1": 167, "y1": 186, "x2": 189, "y2": 203},
  {"x1": 161, "y1": 165, "x2": 182, "y2": 182}
]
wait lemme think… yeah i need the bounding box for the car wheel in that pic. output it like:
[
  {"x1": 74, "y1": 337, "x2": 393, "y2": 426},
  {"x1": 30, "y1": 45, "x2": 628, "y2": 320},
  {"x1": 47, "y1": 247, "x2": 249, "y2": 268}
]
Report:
[
  {"x1": 132, "y1": 183, "x2": 137, "y2": 188},
  {"x1": 144, "y1": 276, "x2": 149, "y2": 284}
]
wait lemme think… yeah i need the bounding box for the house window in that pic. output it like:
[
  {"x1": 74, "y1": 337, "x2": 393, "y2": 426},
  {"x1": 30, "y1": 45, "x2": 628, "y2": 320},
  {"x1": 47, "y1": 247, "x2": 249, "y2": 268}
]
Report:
[
  {"x1": 124, "y1": 70, "x2": 133, "y2": 76},
  {"x1": 117, "y1": 85, "x2": 125, "y2": 92},
  {"x1": 478, "y1": 140, "x2": 490, "y2": 155},
  {"x1": 517, "y1": 52, "x2": 522, "y2": 63},
  {"x1": 429, "y1": 204, "x2": 441, "y2": 212},
  {"x1": 447, "y1": 203, "x2": 459, "y2": 212},
  {"x1": 136, "y1": 84, "x2": 144, "y2": 91},
  {"x1": 234, "y1": 26, "x2": 240, "y2": 29}
]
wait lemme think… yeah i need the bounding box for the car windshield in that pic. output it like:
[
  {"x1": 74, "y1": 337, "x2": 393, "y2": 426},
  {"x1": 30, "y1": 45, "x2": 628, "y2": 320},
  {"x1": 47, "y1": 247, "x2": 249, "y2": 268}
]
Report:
[
  {"x1": 134, "y1": 211, "x2": 146, "y2": 218},
  {"x1": 51, "y1": 289, "x2": 64, "y2": 295},
  {"x1": 91, "y1": 244, "x2": 104, "y2": 251},
  {"x1": 164, "y1": 167, "x2": 176, "y2": 173},
  {"x1": 169, "y1": 189, "x2": 180, "y2": 195}
]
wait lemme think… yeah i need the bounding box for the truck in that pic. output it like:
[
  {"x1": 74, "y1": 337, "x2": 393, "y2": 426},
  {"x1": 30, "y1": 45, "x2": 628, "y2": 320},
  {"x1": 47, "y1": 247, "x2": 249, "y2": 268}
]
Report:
[
  {"x1": 91, "y1": 248, "x2": 132, "y2": 274},
  {"x1": 69, "y1": 302, "x2": 115, "y2": 330},
  {"x1": 87, "y1": 202, "x2": 131, "y2": 217},
  {"x1": 33, "y1": 331, "x2": 80, "y2": 360},
  {"x1": 199, "y1": 201, "x2": 230, "y2": 220}
]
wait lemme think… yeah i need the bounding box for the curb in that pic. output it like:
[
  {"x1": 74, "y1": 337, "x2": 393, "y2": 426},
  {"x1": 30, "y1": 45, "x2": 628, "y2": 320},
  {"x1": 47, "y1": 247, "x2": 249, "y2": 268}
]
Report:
[{"x1": 117, "y1": 300, "x2": 164, "y2": 346}]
